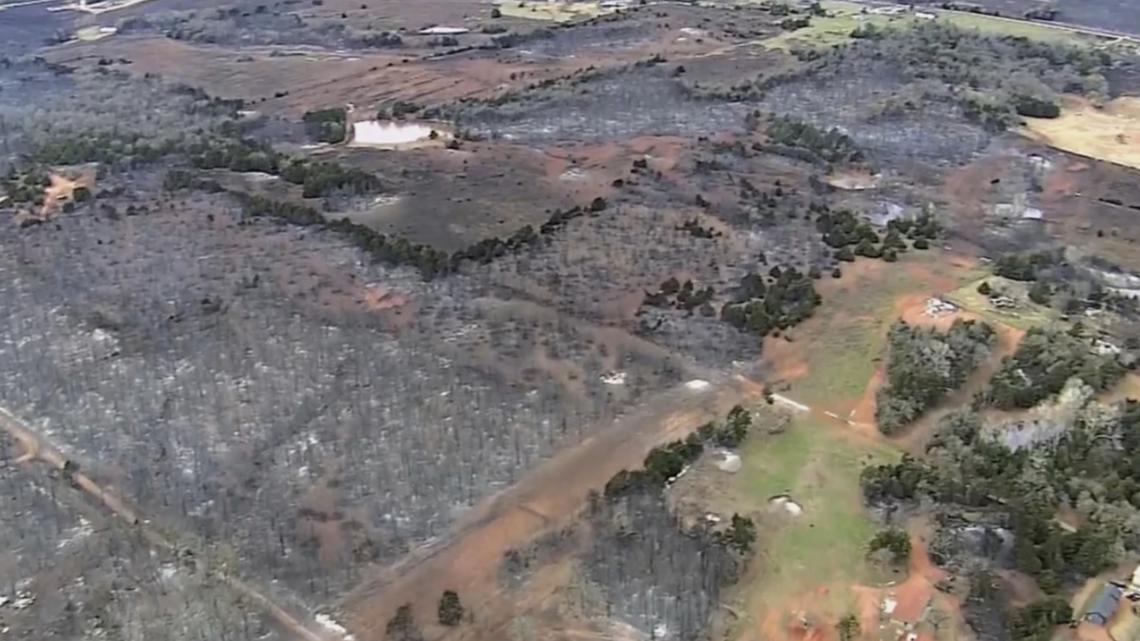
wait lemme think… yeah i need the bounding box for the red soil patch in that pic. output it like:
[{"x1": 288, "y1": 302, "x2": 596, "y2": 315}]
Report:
[{"x1": 849, "y1": 368, "x2": 884, "y2": 428}]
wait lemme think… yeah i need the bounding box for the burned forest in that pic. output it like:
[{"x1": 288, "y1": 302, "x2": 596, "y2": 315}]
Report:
[{"x1": 2, "y1": 1, "x2": 1140, "y2": 641}]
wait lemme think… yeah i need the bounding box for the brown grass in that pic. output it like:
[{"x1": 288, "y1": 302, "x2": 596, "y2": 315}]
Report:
[{"x1": 1022, "y1": 96, "x2": 1140, "y2": 171}]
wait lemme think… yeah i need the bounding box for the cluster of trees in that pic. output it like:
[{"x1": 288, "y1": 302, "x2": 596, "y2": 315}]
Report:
[
  {"x1": 222, "y1": 187, "x2": 602, "y2": 279},
  {"x1": 867, "y1": 527, "x2": 911, "y2": 564},
  {"x1": 185, "y1": 137, "x2": 383, "y2": 198},
  {"x1": 605, "y1": 405, "x2": 754, "y2": 500},
  {"x1": 992, "y1": 250, "x2": 1064, "y2": 282},
  {"x1": 675, "y1": 218, "x2": 722, "y2": 239},
  {"x1": 864, "y1": 396, "x2": 1140, "y2": 601},
  {"x1": 987, "y1": 251, "x2": 1139, "y2": 319},
  {"x1": 983, "y1": 327, "x2": 1126, "y2": 409},
  {"x1": 27, "y1": 131, "x2": 182, "y2": 167},
  {"x1": 816, "y1": 207, "x2": 939, "y2": 262},
  {"x1": 301, "y1": 107, "x2": 347, "y2": 143},
  {"x1": 1010, "y1": 598, "x2": 1072, "y2": 641},
  {"x1": 720, "y1": 267, "x2": 822, "y2": 337},
  {"x1": 875, "y1": 319, "x2": 996, "y2": 434},
  {"x1": 3, "y1": 166, "x2": 51, "y2": 205},
  {"x1": 642, "y1": 278, "x2": 716, "y2": 314},
  {"x1": 763, "y1": 115, "x2": 864, "y2": 165},
  {"x1": 118, "y1": 7, "x2": 406, "y2": 50}
]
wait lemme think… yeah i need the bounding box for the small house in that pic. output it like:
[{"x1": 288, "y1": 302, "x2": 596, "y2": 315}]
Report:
[{"x1": 1085, "y1": 584, "x2": 1125, "y2": 626}]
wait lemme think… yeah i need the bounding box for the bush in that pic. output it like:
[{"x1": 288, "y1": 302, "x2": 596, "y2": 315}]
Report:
[
  {"x1": 868, "y1": 528, "x2": 911, "y2": 563},
  {"x1": 301, "y1": 107, "x2": 348, "y2": 143},
  {"x1": 438, "y1": 591, "x2": 464, "y2": 626},
  {"x1": 1013, "y1": 95, "x2": 1061, "y2": 119}
]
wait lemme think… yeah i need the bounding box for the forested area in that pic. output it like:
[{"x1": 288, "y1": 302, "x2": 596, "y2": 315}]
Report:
[
  {"x1": 987, "y1": 250, "x2": 1140, "y2": 319},
  {"x1": 117, "y1": 7, "x2": 405, "y2": 50},
  {"x1": 833, "y1": 22, "x2": 1111, "y2": 130},
  {"x1": 761, "y1": 115, "x2": 864, "y2": 165},
  {"x1": 584, "y1": 406, "x2": 756, "y2": 641},
  {"x1": 876, "y1": 319, "x2": 996, "y2": 434},
  {"x1": 864, "y1": 388, "x2": 1140, "y2": 615},
  {"x1": 983, "y1": 327, "x2": 1126, "y2": 409}
]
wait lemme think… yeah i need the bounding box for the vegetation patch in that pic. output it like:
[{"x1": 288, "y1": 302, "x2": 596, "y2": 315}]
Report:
[
  {"x1": 982, "y1": 327, "x2": 1128, "y2": 409},
  {"x1": 875, "y1": 319, "x2": 996, "y2": 434}
]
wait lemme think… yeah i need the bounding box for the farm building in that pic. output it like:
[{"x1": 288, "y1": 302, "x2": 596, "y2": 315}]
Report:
[{"x1": 1085, "y1": 584, "x2": 1125, "y2": 626}]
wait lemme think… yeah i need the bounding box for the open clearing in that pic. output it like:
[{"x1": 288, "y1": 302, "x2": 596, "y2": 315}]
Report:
[
  {"x1": 718, "y1": 252, "x2": 989, "y2": 641},
  {"x1": 495, "y1": 0, "x2": 611, "y2": 22},
  {"x1": 759, "y1": 0, "x2": 1098, "y2": 51},
  {"x1": 1022, "y1": 96, "x2": 1140, "y2": 171},
  {"x1": 944, "y1": 276, "x2": 1061, "y2": 331},
  {"x1": 763, "y1": 252, "x2": 982, "y2": 414}
]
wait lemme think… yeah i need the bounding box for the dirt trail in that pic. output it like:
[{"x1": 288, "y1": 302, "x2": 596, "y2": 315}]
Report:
[
  {"x1": 343, "y1": 374, "x2": 765, "y2": 641},
  {"x1": 0, "y1": 405, "x2": 333, "y2": 641}
]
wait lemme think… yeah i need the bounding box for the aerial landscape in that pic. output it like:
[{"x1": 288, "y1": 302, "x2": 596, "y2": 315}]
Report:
[{"x1": 2, "y1": 0, "x2": 1140, "y2": 640}]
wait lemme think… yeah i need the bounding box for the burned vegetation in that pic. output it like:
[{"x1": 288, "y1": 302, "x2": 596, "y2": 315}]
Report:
[{"x1": 2, "y1": 1, "x2": 1140, "y2": 641}]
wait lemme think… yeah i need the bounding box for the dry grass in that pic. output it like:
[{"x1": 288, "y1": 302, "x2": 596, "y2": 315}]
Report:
[
  {"x1": 495, "y1": 0, "x2": 611, "y2": 23},
  {"x1": 1022, "y1": 96, "x2": 1140, "y2": 171}
]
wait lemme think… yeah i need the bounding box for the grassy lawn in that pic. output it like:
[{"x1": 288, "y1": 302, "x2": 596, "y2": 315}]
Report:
[
  {"x1": 759, "y1": 1, "x2": 1099, "y2": 51},
  {"x1": 784, "y1": 256, "x2": 982, "y2": 408},
  {"x1": 495, "y1": 0, "x2": 610, "y2": 22},
  {"x1": 944, "y1": 276, "x2": 1060, "y2": 332},
  {"x1": 936, "y1": 10, "x2": 1096, "y2": 45},
  {"x1": 733, "y1": 415, "x2": 899, "y2": 619}
]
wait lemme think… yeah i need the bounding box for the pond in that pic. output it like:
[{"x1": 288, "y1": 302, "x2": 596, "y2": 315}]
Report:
[{"x1": 351, "y1": 120, "x2": 448, "y2": 147}]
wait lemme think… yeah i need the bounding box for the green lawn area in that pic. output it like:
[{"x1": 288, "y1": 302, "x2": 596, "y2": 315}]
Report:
[
  {"x1": 785, "y1": 257, "x2": 982, "y2": 408},
  {"x1": 936, "y1": 10, "x2": 1097, "y2": 45},
  {"x1": 758, "y1": 0, "x2": 1098, "y2": 51},
  {"x1": 944, "y1": 276, "x2": 1060, "y2": 332},
  {"x1": 736, "y1": 415, "x2": 899, "y2": 602},
  {"x1": 495, "y1": 0, "x2": 610, "y2": 22}
]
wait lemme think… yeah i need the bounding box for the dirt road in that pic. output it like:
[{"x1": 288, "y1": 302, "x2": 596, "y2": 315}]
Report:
[{"x1": 342, "y1": 373, "x2": 767, "y2": 641}]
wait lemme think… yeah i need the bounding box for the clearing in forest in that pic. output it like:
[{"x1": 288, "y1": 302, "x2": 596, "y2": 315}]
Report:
[
  {"x1": 944, "y1": 276, "x2": 1061, "y2": 331},
  {"x1": 721, "y1": 251, "x2": 984, "y2": 641},
  {"x1": 758, "y1": 0, "x2": 1095, "y2": 52},
  {"x1": 495, "y1": 0, "x2": 611, "y2": 22},
  {"x1": 763, "y1": 253, "x2": 981, "y2": 414},
  {"x1": 1022, "y1": 96, "x2": 1140, "y2": 171}
]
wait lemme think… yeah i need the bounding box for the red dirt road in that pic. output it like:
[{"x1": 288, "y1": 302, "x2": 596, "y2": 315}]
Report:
[{"x1": 342, "y1": 374, "x2": 766, "y2": 641}]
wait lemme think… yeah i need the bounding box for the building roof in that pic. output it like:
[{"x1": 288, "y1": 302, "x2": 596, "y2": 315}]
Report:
[{"x1": 1084, "y1": 584, "x2": 1125, "y2": 626}]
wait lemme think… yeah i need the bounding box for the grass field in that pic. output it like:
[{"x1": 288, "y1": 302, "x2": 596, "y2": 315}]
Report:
[
  {"x1": 773, "y1": 256, "x2": 983, "y2": 409},
  {"x1": 1022, "y1": 97, "x2": 1140, "y2": 172},
  {"x1": 738, "y1": 417, "x2": 897, "y2": 591},
  {"x1": 721, "y1": 253, "x2": 984, "y2": 641},
  {"x1": 759, "y1": 1, "x2": 1097, "y2": 51},
  {"x1": 944, "y1": 276, "x2": 1060, "y2": 331},
  {"x1": 495, "y1": 0, "x2": 610, "y2": 22}
]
